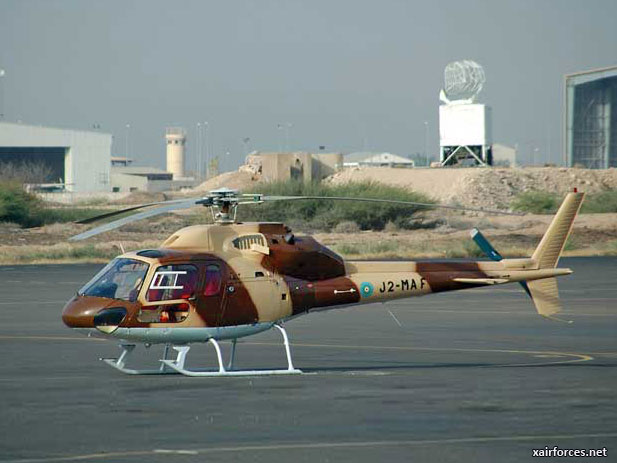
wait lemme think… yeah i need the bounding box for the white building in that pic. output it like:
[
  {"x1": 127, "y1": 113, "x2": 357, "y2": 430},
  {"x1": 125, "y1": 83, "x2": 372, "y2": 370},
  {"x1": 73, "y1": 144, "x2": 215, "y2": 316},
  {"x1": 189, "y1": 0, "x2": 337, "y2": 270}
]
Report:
[
  {"x1": 0, "y1": 122, "x2": 112, "y2": 192},
  {"x1": 111, "y1": 166, "x2": 197, "y2": 193},
  {"x1": 344, "y1": 152, "x2": 415, "y2": 168}
]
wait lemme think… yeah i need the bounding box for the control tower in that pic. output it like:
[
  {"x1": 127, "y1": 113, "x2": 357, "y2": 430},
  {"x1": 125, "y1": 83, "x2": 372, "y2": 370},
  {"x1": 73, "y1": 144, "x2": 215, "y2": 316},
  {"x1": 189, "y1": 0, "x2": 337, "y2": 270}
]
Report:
[{"x1": 166, "y1": 127, "x2": 186, "y2": 179}]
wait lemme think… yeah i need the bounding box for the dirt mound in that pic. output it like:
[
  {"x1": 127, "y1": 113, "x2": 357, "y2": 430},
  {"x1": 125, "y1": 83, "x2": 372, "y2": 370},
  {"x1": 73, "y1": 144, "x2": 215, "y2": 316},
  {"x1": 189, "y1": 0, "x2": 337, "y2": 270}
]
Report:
[
  {"x1": 325, "y1": 166, "x2": 617, "y2": 209},
  {"x1": 190, "y1": 170, "x2": 261, "y2": 193}
]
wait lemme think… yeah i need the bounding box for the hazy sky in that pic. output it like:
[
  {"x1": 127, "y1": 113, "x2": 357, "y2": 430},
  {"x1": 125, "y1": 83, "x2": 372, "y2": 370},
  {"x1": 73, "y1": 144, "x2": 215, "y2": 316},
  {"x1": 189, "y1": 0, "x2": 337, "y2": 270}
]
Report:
[{"x1": 1, "y1": 0, "x2": 616, "y2": 172}]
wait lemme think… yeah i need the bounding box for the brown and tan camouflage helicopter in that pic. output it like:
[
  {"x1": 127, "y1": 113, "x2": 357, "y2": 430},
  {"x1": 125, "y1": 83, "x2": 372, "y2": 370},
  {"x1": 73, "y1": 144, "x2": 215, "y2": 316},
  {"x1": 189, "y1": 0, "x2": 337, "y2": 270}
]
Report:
[{"x1": 62, "y1": 188, "x2": 584, "y2": 376}]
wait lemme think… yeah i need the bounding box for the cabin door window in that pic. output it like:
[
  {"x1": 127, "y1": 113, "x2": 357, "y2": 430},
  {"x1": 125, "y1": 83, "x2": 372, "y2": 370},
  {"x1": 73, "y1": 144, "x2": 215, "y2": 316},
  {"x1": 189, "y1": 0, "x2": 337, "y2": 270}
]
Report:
[{"x1": 139, "y1": 264, "x2": 199, "y2": 323}]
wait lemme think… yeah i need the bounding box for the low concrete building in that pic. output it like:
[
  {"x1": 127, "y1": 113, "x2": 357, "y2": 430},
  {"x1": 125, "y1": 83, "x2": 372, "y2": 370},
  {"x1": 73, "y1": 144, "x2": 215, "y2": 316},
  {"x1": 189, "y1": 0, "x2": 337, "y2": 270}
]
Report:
[
  {"x1": 242, "y1": 151, "x2": 343, "y2": 183},
  {"x1": 110, "y1": 166, "x2": 194, "y2": 192},
  {"x1": 0, "y1": 121, "x2": 112, "y2": 192},
  {"x1": 343, "y1": 152, "x2": 415, "y2": 168}
]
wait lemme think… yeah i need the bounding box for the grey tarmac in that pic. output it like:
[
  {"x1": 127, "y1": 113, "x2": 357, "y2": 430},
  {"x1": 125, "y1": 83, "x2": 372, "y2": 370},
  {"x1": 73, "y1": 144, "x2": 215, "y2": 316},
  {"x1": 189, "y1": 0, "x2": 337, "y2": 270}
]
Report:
[{"x1": 0, "y1": 257, "x2": 616, "y2": 463}]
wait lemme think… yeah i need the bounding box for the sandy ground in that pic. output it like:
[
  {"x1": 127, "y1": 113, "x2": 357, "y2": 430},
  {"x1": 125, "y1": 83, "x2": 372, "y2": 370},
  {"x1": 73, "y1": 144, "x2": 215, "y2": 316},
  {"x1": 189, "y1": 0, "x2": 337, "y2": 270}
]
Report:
[
  {"x1": 186, "y1": 165, "x2": 617, "y2": 211},
  {"x1": 4, "y1": 166, "x2": 616, "y2": 263},
  {"x1": 325, "y1": 166, "x2": 617, "y2": 209},
  {"x1": 1, "y1": 209, "x2": 616, "y2": 264}
]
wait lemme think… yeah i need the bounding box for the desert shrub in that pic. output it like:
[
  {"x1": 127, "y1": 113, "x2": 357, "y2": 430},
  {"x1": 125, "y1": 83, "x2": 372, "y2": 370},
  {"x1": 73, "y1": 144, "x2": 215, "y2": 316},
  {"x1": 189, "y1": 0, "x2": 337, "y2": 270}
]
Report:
[
  {"x1": 0, "y1": 182, "x2": 115, "y2": 227},
  {"x1": 0, "y1": 161, "x2": 53, "y2": 183},
  {"x1": 512, "y1": 190, "x2": 617, "y2": 214},
  {"x1": 333, "y1": 221, "x2": 360, "y2": 233},
  {"x1": 384, "y1": 221, "x2": 399, "y2": 233},
  {"x1": 0, "y1": 182, "x2": 45, "y2": 227},
  {"x1": 511, "y1": 191, "x2": 559, "y2": 214},
  {"x1": 38, "y1": 207, "x2": 113, "y2": 224},
  {"x1": 580, "y1": 191, "x2": 617, "y2": 213},
  {"x1": 237, "y1": 180, "x2": 435, "y2": 231}
]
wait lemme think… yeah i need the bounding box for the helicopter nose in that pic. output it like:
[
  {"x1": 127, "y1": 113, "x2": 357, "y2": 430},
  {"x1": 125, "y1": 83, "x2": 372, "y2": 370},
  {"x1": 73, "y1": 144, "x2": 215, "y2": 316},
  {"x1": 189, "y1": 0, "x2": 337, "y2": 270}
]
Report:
[{"x1": 61, "y1": 296, "x2": 106, "y2": 328}]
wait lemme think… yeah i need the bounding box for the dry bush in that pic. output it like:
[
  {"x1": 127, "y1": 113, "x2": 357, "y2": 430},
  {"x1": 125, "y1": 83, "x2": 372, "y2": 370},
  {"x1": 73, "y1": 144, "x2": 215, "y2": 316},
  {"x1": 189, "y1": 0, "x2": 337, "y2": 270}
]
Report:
[
  {"x1": 0, "y1": 161, "x2": 54, "y2": 184},
  {"x1": 333, "y1": 221, "x2": 360, "y2": 233},
  {"x1": 384, "y1": 221, "x2": 399, "y2": 233}
]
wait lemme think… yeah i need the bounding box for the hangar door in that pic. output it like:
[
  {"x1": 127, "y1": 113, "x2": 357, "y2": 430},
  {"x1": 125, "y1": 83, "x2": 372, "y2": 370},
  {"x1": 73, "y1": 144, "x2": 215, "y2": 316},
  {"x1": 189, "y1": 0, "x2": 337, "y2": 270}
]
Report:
[{"x1": 0, "y1": 147, "x2": 66, "y2": 183}]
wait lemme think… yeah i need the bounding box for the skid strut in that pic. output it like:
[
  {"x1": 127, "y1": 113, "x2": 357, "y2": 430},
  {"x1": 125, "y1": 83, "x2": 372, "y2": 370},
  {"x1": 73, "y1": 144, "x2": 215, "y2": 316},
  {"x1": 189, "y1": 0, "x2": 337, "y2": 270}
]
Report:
[
  {"x1": 101, "y1": 324, "x2": 302, "y2": 377},
  {"x1": 100, "y1": 343, "x2": 177, "y2": 375},
  {"x1": 161, "y1": 324, "x2": 302, "y2": 377}
]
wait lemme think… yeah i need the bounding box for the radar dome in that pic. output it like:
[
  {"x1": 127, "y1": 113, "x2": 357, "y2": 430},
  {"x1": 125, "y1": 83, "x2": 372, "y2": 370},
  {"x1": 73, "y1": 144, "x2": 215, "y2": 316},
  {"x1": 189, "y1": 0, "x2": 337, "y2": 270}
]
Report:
[{"x1": 443, "y1": 60, "x2": 486, "y2": 102}]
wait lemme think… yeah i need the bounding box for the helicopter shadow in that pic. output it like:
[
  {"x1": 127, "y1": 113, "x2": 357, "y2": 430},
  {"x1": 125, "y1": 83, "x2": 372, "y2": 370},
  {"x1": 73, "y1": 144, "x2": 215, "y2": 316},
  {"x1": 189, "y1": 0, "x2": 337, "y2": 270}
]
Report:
[{"x1": 300, "y1": 360, "x2": 599, "y2": 374}]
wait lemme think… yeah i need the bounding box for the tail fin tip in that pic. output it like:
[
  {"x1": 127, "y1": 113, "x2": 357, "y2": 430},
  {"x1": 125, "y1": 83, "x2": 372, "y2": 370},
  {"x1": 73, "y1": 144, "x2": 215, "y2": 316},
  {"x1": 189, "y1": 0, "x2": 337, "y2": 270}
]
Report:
[{"x1": 531, "y1": 192, "x2": 584, "y2": 269}]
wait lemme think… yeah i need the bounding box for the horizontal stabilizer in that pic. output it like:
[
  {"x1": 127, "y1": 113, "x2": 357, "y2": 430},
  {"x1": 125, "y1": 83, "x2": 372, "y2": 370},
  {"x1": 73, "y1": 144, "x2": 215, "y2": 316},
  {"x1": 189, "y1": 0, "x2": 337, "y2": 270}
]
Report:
[{"x1": 453, "y1": 278, "x2": 509, "y2": 285}]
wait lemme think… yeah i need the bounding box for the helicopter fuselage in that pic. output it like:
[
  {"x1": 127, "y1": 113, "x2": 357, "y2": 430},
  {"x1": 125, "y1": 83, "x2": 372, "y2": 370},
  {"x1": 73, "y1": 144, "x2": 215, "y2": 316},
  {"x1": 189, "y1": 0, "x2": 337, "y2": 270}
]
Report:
[{"x1": 61, "y1": 221, "x2": 567, "y2": 345}]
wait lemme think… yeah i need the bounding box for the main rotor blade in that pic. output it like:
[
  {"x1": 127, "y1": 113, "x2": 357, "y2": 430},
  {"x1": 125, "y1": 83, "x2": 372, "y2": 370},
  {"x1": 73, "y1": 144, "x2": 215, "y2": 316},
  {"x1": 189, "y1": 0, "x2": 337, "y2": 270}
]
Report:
[
  {"x1": 69, "y1": 198, "x2": 202, "y2": 241},
  {"x1": 260, "y1": 195, "x2": 523, "y2": 216},
  {"x1": 76, "y1": 197, "x2": 203, "y2": 224}
]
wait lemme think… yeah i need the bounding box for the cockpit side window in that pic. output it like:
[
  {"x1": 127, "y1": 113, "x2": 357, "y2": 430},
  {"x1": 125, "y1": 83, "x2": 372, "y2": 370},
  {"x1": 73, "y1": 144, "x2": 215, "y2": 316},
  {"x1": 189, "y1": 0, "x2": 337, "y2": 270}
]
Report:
[
  {"x1": 147, "y1": 264, "x2": 199, "y2": 302},
  {"x1": 204, "y1": 264, "x2": 222, "y2": 296}
]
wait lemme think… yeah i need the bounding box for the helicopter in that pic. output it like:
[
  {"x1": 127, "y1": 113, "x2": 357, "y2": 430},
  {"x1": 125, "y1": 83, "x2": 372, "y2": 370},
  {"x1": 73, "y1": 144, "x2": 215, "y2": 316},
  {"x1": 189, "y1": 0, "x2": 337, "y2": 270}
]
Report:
[{"x1": 61, "y1": 187, "x2": 584, "y2": 377}]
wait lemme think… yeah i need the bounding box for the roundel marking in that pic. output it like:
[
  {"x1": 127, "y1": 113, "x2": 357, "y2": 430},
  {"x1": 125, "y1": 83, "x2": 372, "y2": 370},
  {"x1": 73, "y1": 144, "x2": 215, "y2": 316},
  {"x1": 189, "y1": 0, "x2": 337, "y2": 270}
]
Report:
[{"x1": 360, "y1": 282, "x2": 374, "y2": 298}]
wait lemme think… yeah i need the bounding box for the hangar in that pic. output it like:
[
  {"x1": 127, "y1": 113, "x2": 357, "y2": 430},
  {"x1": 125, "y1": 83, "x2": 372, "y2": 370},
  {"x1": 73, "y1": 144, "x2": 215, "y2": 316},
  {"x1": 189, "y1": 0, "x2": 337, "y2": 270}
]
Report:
[
  {"x1": 0, "y1": 122, "x2": 112, "y2": 192},
  {"x1": 565, "y1": 65, "x2": 617, "y2": 168}
]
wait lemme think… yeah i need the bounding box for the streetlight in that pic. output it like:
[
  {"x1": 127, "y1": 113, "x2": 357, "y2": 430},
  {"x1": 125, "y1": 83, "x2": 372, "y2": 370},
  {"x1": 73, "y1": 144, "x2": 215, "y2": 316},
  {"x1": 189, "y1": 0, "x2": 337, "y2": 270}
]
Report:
[
  {"x1": 0, "y1": 69, "x2": 5, "y2": 120},
  {"x1": 203, "y1": 121, "x2": 209, "y2": 178},
  {"x1": 277, "y1": 124, "x2": 284, "y2": 151},
  {"x1": 197, "y1": 122, "x2": 202, "y2": 178},
  {"x1": 242, "y1": 137, "x2": 251, "y2": 155},
  {"x1": 285, "y1": 122, "x2": 292, "y2": 151},
  {"x1": 125, "y1": 124, "x2": 131, "y2": 157},
  {"x1": 423, "y1": 121, "x2": 429, "y2": 167}
]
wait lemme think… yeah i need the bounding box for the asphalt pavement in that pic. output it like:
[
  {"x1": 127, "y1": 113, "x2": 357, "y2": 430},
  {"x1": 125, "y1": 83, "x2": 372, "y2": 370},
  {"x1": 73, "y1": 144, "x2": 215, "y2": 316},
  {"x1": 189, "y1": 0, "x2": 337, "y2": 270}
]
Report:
[{"x1": 0, "y1": 257, "x2": 616, "y2": 462}]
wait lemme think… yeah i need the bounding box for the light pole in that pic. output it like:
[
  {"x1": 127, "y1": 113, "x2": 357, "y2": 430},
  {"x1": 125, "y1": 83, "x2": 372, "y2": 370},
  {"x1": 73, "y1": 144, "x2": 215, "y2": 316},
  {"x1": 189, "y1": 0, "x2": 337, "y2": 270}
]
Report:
[
  {"x1": 242, "y1": 137, "x2": 251, "y2": 155},
  {"x1": 285, "y1": 122, "x2": 292, "y2": 151},
  {"x1": 0, "y1": 69, "x2": 5, "y2": 120},
  {"x1": 423, "y1": 121, "x2": 429, "y2": 166},
  {"x1": 277, "y1": 124, "x2": 284, "y2": 151},
  {"x1": 204, "y1": 121, "x2": 209, "y2": 179},
  {"x1": 197, "y1": 123, "x2": 202, "y2": 178},
  {"x1": 125, "y1": 124, "x2": 131, "y2": 158}
]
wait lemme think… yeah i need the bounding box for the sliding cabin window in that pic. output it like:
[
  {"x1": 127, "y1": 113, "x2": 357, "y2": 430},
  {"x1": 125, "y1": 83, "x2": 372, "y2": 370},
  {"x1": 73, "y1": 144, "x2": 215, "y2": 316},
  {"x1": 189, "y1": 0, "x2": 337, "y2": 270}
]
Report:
[
  {"x1": 139, "y1": 264, "x2": 198, "y2": 323},
  {"x1": 147, "y1": 264, "x2": 199, "y2": 302}
]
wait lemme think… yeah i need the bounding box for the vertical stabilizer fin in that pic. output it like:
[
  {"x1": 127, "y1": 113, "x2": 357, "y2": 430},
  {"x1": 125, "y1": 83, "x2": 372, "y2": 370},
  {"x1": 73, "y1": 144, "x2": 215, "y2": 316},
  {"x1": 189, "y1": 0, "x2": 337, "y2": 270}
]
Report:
[
  {"x1": 531, "y1": 192, "x2": 584, "y2": 269},
  {"x1": 526, "y1": 277, "x2": 572, "y2": 323}
]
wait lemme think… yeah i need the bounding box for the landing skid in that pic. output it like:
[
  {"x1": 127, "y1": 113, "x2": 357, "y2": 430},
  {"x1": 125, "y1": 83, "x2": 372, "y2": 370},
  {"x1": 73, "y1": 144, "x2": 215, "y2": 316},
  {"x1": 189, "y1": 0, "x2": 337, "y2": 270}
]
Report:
[
  {"x1": 101, "y1": 343, "x2": 177, "y2": 375},
  {"x1": 101, "y1": 324, "x2": 302, "y2": 377}
]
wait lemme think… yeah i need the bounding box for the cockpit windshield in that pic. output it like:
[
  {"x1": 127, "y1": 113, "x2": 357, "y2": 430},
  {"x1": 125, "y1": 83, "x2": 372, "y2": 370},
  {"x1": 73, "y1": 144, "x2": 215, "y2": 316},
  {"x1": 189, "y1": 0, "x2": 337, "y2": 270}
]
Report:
[{"x1": 79, "y1": 258, "x2": 149, "y2": 302}]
